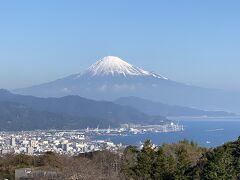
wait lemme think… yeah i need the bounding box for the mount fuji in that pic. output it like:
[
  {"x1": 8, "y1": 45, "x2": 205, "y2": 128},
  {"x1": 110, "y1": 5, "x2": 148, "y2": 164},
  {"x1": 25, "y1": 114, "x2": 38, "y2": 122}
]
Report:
[
  {"x1": 79, "y1": 56, "x2": 168, "y2": 79},
  {"x1": 14, "y1": 56, "x2": 171, "y2": 98},
  {"x1": 14, "y1": 56, "x2": 240, "y2": 113}
]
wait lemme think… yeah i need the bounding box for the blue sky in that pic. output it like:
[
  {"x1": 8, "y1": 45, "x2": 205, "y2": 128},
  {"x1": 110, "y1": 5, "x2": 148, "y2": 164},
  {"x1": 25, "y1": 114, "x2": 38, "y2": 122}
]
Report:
[{"x1": 0, "y1": 0, "x2": 240, "y2": 90}]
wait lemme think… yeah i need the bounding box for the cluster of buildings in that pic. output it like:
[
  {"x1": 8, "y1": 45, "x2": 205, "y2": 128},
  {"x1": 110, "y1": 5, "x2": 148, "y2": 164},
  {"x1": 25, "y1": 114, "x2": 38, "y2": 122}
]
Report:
[
  {"x1": 0, "y1": 122, "x2": 183, "y2": 156},
  {"x1": 0, "y1": 130, "x2": 123, "y2": 156},
  {"x1": 120, "y1": 122, "x2": 184, "y2": 134}
]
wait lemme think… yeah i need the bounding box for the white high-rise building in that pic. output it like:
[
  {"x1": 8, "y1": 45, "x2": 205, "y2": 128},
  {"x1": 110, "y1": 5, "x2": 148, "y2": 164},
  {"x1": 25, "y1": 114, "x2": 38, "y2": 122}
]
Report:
[
  {"x1": 26, "y1": 146, "x2": 33, "y2": 155},
  {"x1": 30, "y1": 140, "x2": 37, "y2": 148},
  {"x1": 10, "y1": 137, "x2": 16, "y2": 147}
]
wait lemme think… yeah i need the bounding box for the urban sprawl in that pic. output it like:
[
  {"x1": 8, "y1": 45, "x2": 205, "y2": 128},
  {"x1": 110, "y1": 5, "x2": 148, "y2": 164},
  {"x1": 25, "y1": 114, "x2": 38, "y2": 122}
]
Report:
[{"x1": 0, "y1": 123, "x2": 183, "y2": 156}]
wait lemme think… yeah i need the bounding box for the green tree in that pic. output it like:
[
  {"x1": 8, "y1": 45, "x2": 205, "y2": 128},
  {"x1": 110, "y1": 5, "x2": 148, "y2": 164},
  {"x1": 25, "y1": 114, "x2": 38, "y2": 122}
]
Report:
[
  {"x1": 153, "y1": 147, "x2": 176, "y2": 180},
  {"x1": 135, "y1": 140, "x2": 155, "y2": 179},
  {"x1": 175, "y1": 145, "x2": 192, "y2": 179},
  {"x1": 202, "y1": 148, "x2": 236, "y2": 180}
]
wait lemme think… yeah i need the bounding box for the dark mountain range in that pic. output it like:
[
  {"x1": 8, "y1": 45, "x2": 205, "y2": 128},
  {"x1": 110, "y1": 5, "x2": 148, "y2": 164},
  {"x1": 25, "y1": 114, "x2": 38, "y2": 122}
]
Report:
[
  {"x1": 114, "y1": 96, "x2": 236, "y2": 117},
  {"x1": 14, "y1": 56, "x2": 240, "y2": 113},
  {"x1": 0, "y1": 101, "x2": 128, "y2": 131},
  {"x1": 0, "y1": 89, "x2": 168, "y2": 131},
  {"x1": 0, "y1": 102, "x2": 79, "y2": 131}
]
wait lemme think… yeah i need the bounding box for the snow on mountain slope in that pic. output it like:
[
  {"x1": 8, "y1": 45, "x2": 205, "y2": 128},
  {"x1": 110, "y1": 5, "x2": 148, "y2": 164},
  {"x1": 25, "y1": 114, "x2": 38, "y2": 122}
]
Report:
[
  {"x1": 76, "y1": 56, "x2": 168, "y2": 79},
  {"x1": 13, "y1": 56, "x2": 240, "y2": 114}
]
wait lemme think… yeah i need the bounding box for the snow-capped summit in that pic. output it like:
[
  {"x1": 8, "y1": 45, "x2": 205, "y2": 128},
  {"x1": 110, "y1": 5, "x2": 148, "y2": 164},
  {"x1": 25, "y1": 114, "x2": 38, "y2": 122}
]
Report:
[
  {"x1": 13, "y1": 56, "x2": 240, "y2": 114},
  {"x1": 78, "y1": 56, "x2": 168, "y2": 79}
]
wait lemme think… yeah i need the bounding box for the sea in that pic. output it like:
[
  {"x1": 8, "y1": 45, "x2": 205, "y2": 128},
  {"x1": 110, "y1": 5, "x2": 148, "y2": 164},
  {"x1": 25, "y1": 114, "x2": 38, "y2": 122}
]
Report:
[{"x1": 98, "y1": 118, "x2": 240, "y2": 148}]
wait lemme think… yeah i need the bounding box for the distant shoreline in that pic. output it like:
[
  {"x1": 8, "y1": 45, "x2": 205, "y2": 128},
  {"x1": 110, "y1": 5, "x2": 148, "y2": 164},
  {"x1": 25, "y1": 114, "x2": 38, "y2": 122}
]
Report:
[{"x1": 168, "y1": 116, "x2": 240, "y2": 121}]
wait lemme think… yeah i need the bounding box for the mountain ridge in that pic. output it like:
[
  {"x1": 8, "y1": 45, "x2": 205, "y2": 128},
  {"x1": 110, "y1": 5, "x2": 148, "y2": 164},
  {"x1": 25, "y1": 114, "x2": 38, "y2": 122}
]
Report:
[
  {"x1": 0, "y1": 89, "x2": 169, "y2": 131},
  {"x1": 114, "y1": 96, "x2": 236, "y2": 117},
  {"x1": 13, "y1": 56, "x2": 240, "y2": 113},
  {"x1": 0, "y1": 101, "x2": 135, "y2": 131}
]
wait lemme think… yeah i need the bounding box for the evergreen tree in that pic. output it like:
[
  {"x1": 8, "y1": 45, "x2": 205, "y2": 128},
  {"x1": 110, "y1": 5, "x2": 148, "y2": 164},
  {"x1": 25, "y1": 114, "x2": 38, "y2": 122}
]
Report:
[
  {"x1": 153, "y1": 147, "x2": 165, "y2": 180},
  {"x1": 202, "y1": 147, "x2": 236, "y2": 179},
  {"x1": 175, "y1": 145, "x2": 191, "y2": 179},
  {"x1": 153, "y1": 147, "x2": 176, "y2": 180},
  {"x1": 135, "y1": 140, "x2": 155, "y2": 179}
]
